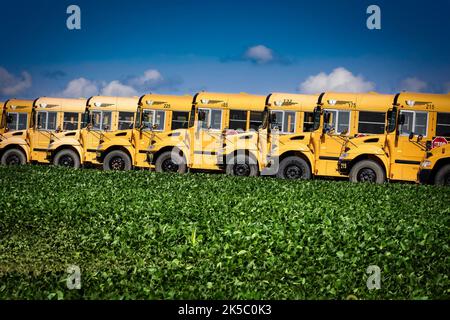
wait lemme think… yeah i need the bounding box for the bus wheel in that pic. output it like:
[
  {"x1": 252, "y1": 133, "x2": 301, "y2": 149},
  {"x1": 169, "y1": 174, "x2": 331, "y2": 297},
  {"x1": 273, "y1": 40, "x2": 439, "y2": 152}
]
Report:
[
  {"x1": 1, "y1": 149, "x2": 26, "y2": 166},
  {"x1": 103, "y1": 150, "x2": 132, "y2": 171},
  {"x1": 226, "y1": 154, "x2": 258, "y2": 177},
  {"x1": 53, "y1": 150, "x2": 80, "y2": 169},
  {"x1": 349, "y1": 160, "x2": 385, "y2": 184},
  {"x1": 155, "y1": 151, "x2": 187, "y2": 174},
  {"x1": 277, "y1": 156, "x2": 311, "y2": 180},
  {"x1": 434, "y1": 164, "x2": 450, "y2": 186}
]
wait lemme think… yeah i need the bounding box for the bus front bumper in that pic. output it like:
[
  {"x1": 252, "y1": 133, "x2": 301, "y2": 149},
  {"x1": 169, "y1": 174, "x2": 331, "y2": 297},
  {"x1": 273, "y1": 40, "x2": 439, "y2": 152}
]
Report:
[
  {"x1": 337, "y1": 160, "x2": 350, "y2": 175},
  {"x1": 417, "y1": 169, "x2": 432, "y2": 184}
]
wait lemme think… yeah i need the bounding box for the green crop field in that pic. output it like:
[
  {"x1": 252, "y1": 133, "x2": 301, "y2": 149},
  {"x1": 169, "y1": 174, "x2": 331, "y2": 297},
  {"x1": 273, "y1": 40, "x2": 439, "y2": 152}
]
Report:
[{"x1": 0, "y1": 165, "x2": 448, "y2": 300}]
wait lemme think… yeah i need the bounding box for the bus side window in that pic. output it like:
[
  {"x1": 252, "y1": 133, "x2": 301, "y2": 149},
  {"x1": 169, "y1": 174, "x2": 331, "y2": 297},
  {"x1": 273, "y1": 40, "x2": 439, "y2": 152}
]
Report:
[
  {"x1": 229, "y1": 110, "x2": 247, "y2": 131},
  {"x1": 358, "y1": 111, "x2": 385, "y2": 134},
  {"x1": 303, "y1": 112, "x2": 315, "y2": 132},
  {"x1": 249, "y1": 111, "x2": 263, "y2": 131},
  {"x1": 171, "y1": 111, "x2": 189, "y2": 130},
  {"x1": 63, "y1": 112, "x2": 79, "y2": 130},
  {"x1": 436, "y1": 112, "x2": 450, "y2": 138}
]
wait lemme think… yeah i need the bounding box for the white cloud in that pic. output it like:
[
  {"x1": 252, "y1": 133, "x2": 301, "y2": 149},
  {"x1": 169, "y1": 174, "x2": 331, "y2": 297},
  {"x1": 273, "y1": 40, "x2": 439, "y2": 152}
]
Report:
[
  {"x1": 59, "y1": 69, "x2": 166, "y2": 98},
  {"x1": 244, "y1": 45, "x2": 274, "y2": 64},
  {"x1": 132, "y1": 69, "x2": 163, "y2": 86},
  {"x1": 0, "y1": 67, "x2": 32, "y2": 96},
  {"x1": 299, "y1": 67, "x2": 375, "y2": 93},
  {"x1": 101, "y1": 80, "x2": 138, "y2": 96},
  {"x1": 60, "y1": 78, "x2": 99, "y2": 98},
  {"x1": 400, "y1": 77, "x2": 427, "y2": 92}
]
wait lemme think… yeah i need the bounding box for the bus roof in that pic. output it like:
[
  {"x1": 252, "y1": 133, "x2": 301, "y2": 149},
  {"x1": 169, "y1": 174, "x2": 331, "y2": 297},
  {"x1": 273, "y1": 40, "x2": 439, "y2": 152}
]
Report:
[
  {"x1": 267, "y1": 93, "x2": 319, "y2": 111},
  {"x1": 396, "y1": 92, "x2": 450, "y2": 112},
  {"x1": 87, "y1": 96, "x2": 139, "y2": 112},
  {"x1": 195, "y1": 92, "x2": 266, "y2": 111},
  {"x1": 320, "y1": 92, "x2": 395, "y2": 112},
  {"x1": 139, "y1": 94, "x2": 192, "y2": 111},
  {"x1": 4, "y1": 99, "x2": 35, "y2": 113},
  {"x1": 34, "y1": 97, "x2": 87, "y2": 113}
]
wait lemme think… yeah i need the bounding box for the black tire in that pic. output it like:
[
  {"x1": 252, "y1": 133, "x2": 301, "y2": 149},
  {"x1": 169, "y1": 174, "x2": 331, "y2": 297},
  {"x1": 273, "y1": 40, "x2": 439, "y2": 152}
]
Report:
[
  {"x1": 155, "y1": 150, "x2": 187, "y2": 174},
  {"x1": 226, "y1": 154, "x2": 258, "y2": 177},
  {"x1": 434, "y1": 164, "x2": 450, "y2": 186},
  {"x1": 1, "y1": 149, "x2": 26, "y2": 166},
  {"x1": 53, "y1": 149, "x2": 80, "y2": 169},
  {"x1": 276, "y1": 156, "x2": 312, "y2": 180},
  {"x1": 349, "y1": 160, "x2": 385, "y2": 184},
  {"x1": 103, "y1": 150, "x2": 132, "y2": 171}
]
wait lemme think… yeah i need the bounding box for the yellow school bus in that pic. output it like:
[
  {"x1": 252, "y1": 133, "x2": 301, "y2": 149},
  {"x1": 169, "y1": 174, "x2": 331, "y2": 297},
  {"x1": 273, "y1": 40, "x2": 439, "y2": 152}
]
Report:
[
  {"x1": 82, "y1": 96, "x2": 139, "y2": 169},
  {"x1": 148, "y1": 92, "x2": 266, "y2": 173},
  {"x1": 29, "y1": 97, "x2": 87, "y2": 167},
  {"x1": 312, "y1": 92, "x2": 395, "y2": 180},
  {"x1": 93, "y1": 93, "x2": 192, "y2": 170},
  {"x1": 226, "y1": 92, "x2": 394, "y2": 179},
  {"x1": 131, "y1": 94, "x2": 192, "y2": 170},
  {"x1": 418, "y1": 143, "x2": 450, "y2": 186},
  {"x1": 223, "y1": 93, "x2": 319, "y2": 177},
  {"x1": 338, "y1": 92, "x2": 450, "y2": 183},
  {"x1": 0, "y1": 99, "x2": 35, "y2": 165}
]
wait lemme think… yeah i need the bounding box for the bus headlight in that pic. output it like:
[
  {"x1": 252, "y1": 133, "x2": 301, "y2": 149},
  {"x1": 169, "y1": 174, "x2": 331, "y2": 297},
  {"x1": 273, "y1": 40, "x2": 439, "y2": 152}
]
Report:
[
  {"x1": 339, "y1": 153, "x2": 349, "y2": 160},
  {"x1": 420, "y1": 160, "x2": 432, "y2": 168}
]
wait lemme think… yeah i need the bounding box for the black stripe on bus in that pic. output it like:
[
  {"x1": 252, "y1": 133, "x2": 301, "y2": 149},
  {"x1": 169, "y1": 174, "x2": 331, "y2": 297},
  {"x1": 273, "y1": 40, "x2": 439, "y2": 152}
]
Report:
[
  {"x1": 194, "y1": 151, "x2": 217, "y2": 155},
  {"x1": 319, "y1": 156, "x2": 340, "y2": 161},
  {"x1": 395, "y1": 160, "x2": 421, "y2": 165}
]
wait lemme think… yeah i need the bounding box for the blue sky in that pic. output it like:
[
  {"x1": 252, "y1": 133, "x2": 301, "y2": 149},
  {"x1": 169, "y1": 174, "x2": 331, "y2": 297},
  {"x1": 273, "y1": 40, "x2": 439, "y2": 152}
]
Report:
[{"x1": 0, "y1": 0, "x2": 449, "y2": 100}]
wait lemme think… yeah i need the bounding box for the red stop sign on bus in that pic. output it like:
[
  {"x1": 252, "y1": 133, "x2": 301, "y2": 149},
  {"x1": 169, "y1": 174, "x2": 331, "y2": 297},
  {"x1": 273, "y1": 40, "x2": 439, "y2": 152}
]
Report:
[{"x1": 432, "y1": 136, "x2": 448, "y2": 149}]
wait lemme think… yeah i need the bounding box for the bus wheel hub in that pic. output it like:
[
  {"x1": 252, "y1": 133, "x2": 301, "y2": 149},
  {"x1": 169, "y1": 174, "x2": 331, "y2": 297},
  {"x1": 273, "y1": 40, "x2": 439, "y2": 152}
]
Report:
[
  {"x1": 162, "y1": 159, "x2": 178, "y2": 172},
  {"x1": 6, "y1": 155, "x2": 20, "y2": 165},
  {"x1": 111, "y1": 157, "x2": 125, "y2": 170},
  {"x1": 358, "y1": 168, "x2": 376, "y2": 182},
  {"x1": 234, "y1": 164, "x2": 250, "y2": 176},
  {"x1": 286, "y1": 165, "x2": 302, "y2": 179},
  {"x1": 60, "y1": 155, "x2": 74, "y2": 167}
]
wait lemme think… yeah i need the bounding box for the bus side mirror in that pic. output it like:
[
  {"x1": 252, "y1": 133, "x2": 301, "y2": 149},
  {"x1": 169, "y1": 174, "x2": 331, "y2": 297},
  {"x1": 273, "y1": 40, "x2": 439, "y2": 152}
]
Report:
[
  {"x1": 323, "y1": 112, "x2": 331, "y2": 125},
  {"x1": 417, "y1": 134, "x2": 423, "y2": 142},
  {"x1": 269, "y1": 113, "x2": 277, "y2": 123},
  {"x1": 398, "y1": 114, "x2": 406, "y2": 126},
  {"x1": 198, "y1": 110, "x2": 206, "y2": 122},
  {"x1": 312, "y1": 106, "x2": 321, "y2": 131},
  {"x1": 408, "y1": 132, "x2": 414, "y2": 140},
  {"x1": 322, "y1": 112, "x2": 332, "y2": 134}
]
